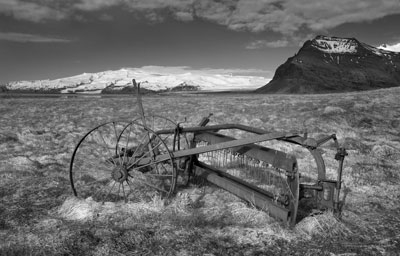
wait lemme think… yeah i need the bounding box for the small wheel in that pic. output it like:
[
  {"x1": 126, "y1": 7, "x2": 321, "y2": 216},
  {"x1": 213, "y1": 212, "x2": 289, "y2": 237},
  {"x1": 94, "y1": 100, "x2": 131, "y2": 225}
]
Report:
[{"x1": 70, "y1": 121, "x2": 177, "y2": 203}]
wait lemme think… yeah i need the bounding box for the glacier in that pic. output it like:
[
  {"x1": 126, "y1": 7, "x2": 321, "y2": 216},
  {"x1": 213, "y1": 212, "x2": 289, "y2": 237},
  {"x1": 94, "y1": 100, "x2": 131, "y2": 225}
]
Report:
[{"x1": 6, "y1": 67, "x2": 270, "y2": 93}]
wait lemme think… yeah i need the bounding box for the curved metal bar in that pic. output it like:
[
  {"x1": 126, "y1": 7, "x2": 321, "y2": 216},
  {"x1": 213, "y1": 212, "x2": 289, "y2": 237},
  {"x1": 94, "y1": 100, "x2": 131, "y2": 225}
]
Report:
[{"x1": 69, "y1": 121, "x2": 128, "y2": 197}]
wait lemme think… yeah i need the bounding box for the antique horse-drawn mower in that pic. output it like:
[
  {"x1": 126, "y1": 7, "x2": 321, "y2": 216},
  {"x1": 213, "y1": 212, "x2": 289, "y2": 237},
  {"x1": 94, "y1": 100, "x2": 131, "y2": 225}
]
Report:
[{"x1": 69, "y1": 81, "x2": 347, "y2": 227}]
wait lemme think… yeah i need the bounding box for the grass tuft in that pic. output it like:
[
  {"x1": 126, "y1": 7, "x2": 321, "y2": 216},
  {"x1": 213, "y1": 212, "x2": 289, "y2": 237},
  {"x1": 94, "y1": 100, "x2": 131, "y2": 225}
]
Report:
[
  {"x1": 2, "y1": 88, "x2": 400, "y2": 254},
  {"x1": 58, "y1": 197, "x2": 98, "y2": 221}
]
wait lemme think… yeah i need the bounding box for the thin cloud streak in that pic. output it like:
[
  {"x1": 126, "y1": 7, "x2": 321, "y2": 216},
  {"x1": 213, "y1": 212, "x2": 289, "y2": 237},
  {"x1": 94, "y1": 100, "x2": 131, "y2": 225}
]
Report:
[
  {"x1": 0, "y1": 32, "x2": 72, "y2": 43},
  {"x1": 246, "y1": 39, "x2": 289, "y2": 49},
  {"x1": 138, "y1": 65, "x2": 271, "y2": 77},
  {"x1": 73, "y1": 0, "x2": 121, "y2": 11}
]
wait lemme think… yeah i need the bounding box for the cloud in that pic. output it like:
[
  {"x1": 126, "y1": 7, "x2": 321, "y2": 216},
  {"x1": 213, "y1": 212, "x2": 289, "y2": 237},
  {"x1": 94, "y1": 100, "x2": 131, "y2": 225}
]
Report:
[
  {"x1": 73, "y1": 0, "x2": 121, "y2": 11},
  {"x1": 0, "y1": 0, "x2": 67, "y2": 22},
  {"x1": 99, "y1": 14, "x2": 113, "y2": 21},
  {"x1": 284, "y1": 0, "x2": 400, "y2": 32},
  {"x1": 2, "y1": 0, "x2": 400, "y2": 40},
  {"x1": 246, "y1": 39, "x2": 289, "y2": 49},
  {"x1": 174, "y1": 11, "x2": 194, "y2": 21},
  {"x1": 138, "y1": 65, "x2": 271, "y2": 77},
  {"x1": 378, "y1": 42, "x2": 400, "y2": 52},
  {"x1": 0, "y1": 32, "x2": 72, "y2": 43}
]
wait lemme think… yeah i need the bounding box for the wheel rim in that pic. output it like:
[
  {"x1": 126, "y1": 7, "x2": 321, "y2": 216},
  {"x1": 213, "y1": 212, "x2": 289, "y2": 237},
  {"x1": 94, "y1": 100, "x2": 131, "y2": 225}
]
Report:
[
  {"x1": 121, "y1": 115, "x2": 189, "y2": 153},
  {"x1": 121, "y1": 115, "x2": 190, "y2": 186},
  {"x1": 69, "y1": 120, "x2": 176, "y2": 203}
]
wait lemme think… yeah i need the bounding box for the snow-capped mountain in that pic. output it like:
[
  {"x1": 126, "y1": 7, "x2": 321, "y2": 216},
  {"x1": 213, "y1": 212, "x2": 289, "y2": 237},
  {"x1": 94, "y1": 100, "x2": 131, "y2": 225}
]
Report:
[
  {"x1": 5, "y1": 67, "x2": 269, "y2": 93},
  {"x1": 311, "y1": 36, "x2": 358, "y2": 54},
  {"x1": 256, "y1": 35, "x2": 400, "y2": 93},
  {"x1": 378, "y1": 43, "x2": 400, "y2": 53}
]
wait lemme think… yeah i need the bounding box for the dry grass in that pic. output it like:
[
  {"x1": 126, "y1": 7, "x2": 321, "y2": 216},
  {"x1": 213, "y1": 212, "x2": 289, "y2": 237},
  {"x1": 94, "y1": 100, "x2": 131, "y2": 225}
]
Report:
[{"x1": 1, "y1": 88, "x2": 400, "y2": 255}]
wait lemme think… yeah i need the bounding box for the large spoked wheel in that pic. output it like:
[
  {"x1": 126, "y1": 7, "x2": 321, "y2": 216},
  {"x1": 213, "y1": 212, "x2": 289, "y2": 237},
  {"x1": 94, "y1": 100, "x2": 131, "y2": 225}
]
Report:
[
  {"x1": 122, "y1": 115, "x2": 189, "y2": 153},
  {"x1": 69, "y1": 121, "x2": 177, "y2": 203},
  {"x1": 120, "y1": 115, "x2": 190, "y2": 186}
]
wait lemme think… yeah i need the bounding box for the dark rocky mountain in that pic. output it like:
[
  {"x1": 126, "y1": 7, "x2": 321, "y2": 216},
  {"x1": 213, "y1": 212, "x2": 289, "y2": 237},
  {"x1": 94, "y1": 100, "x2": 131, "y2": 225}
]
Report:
[{"x1": 256, "y1": 35, "x2": 400, "y2": 93}]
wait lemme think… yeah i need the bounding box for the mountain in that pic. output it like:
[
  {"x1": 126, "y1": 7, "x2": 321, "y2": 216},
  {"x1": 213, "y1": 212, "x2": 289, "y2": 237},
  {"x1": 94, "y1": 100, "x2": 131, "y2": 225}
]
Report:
[
  {"x1": 5, "y1": 68, "x2": 269, "y2": 94},
  {"x1": 378, "y1": 43, "x2": 400, "y2": 52},
  {"x1": 256, "y1": 35, "x2": 400, "y2": 93}
]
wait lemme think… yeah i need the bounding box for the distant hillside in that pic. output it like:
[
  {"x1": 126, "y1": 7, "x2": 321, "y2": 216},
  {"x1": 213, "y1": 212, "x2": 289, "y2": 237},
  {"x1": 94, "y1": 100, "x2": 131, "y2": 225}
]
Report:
[
  {"x1": 5, "y1": 68, "x2": 268, "y2": 94},
  {"x1": 256, "y1": 35, "x2": 400, "y2": 93},
  {"x1": 0, "y1": 85, "x2": 7, "y2": 93}
]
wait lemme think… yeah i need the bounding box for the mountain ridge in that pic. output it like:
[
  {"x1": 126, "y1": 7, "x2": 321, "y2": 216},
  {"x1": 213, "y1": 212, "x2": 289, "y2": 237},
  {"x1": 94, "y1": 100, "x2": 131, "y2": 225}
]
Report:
[
  {"x1": 5, "y1": 68, "x2": 269, "y2": 94},
  {"x1": 256, "y1": 35, "x2": 400, "y2": 93}
]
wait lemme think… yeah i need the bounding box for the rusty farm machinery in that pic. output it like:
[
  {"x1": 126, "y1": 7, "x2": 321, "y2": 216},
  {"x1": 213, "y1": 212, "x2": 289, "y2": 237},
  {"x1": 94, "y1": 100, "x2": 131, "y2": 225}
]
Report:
[{"x1": 69, "y1": 81, "x2": 347, "y2": 227}]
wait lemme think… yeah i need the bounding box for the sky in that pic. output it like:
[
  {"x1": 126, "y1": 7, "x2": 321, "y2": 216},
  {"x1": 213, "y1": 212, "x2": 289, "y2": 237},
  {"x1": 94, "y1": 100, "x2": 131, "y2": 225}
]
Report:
[{"x1": 1, "y1": 0, "x2": 400, "y2": 84}]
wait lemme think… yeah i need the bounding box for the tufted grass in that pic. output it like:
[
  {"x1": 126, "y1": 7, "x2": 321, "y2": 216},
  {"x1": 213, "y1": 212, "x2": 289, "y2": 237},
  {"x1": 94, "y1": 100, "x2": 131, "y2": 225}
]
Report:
[{"x1": 1, "y1": 87, "x2": 400, "y2": 255}]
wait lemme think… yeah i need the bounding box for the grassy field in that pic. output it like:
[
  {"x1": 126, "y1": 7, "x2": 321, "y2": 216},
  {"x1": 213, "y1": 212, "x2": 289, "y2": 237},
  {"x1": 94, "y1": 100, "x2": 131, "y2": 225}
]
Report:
[{"x1": 0, "y1": 88, "x2": 399, "y2": 255}]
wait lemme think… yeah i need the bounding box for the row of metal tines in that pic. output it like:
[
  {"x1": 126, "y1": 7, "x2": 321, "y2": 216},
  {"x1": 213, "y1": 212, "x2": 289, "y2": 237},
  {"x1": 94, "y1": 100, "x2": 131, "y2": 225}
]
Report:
[{"x1": 195, "y1": 141, "x2": 288, "y2": 194}]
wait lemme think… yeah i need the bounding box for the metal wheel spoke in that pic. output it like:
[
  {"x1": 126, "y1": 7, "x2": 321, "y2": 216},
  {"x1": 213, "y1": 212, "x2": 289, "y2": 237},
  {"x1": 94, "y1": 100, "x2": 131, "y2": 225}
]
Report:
[
  {"x1": 128, "y1": 135, "x2": 172, "y2": 169},
  {"x1": 130, "y1": 175, "x2": 169, "y2": 194},
  {"x1": 103, "y1": 181, "x2": 117, "y2": 203},
  {"x1": 160, "y1": 134, "x2": 173, "y2": 150},
  {"x1": 117, "y1": 182, "x2": 121, "y2": 198},
  {"x1": 95, "y1": 130, "x2": 118, "y2": 166},
  {"x1": 86, "y1": 134, "x2": 115, "y2": 165},
  {"x1": 112, "y1": 122, "x2": 124, "y2": 166},
  {"x1": 159, "y1": 162, "x2": 171, "y2": 174},
  {"x1": 126, "y1": 178, "x2": 136, "y2": 194},
  {"x1": 92, "y1": 179, "x2": 113, "y2": 201},
  {"x1": 128, "y1": 139, "x2": 165, "y2": 169},
  {"x1": 126, "y1": 133, "x2": 149, "y2": 166},
  {"x1": 122, "y1": 182, "x2": 127, "y2": 203},
  {"x1": 74, "y1": 158, "x2": 109, "y2": 182},
  {"x1": 122, "y1": 122, "x2": 134, "y2": 164},
  {"x1": 85, "y1": 178, "x2": 110, "y2": 187},
  {"x1": 145, "y1": 173, "x2": 173, "y2": 180},
  {"x1": 130, "y1": 158, "x2": 172, "y2": 171},
  {"x1": 77, "y1": 157, "x2": 110, "y2": 172}
]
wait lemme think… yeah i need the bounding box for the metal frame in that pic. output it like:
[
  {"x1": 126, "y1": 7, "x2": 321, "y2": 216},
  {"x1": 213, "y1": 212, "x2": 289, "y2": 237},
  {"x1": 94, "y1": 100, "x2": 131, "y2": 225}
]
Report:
[{"x1": 69, "y1": 80, "x2": 347, "y2": 227}]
